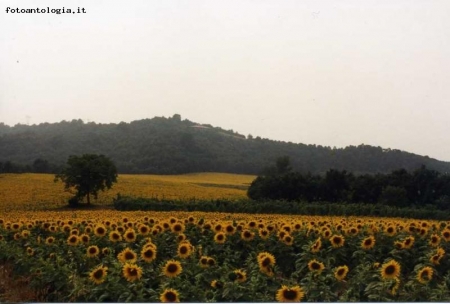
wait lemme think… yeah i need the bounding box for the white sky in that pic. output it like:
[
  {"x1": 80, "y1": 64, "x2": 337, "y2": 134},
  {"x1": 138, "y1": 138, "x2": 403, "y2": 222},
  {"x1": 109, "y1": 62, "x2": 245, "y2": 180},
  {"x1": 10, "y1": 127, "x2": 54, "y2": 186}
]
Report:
[{"x1": 1, "y1": 0, "x2": 450, "y2": 161}]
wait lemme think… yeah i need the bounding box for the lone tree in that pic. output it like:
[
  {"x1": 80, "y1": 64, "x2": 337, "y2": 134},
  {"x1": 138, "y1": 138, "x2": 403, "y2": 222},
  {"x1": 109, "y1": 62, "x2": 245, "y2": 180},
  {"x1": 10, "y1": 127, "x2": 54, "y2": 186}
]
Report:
[{"x1": 55, "y1": 154, "x2": 118, "y2": 206}]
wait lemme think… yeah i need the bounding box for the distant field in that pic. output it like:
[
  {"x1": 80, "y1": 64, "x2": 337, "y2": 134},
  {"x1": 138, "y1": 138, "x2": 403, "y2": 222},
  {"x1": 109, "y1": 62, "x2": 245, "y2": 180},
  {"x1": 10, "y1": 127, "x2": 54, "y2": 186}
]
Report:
[{"x1": 0, "y1": 173, "x2": 256, "y2": 212}]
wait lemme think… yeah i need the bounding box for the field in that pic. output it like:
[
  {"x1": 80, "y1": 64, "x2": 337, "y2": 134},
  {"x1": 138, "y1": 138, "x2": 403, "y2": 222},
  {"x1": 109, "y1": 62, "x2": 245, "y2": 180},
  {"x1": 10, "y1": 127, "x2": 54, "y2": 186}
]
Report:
[
  {"x1": 0, "y1": 173, "x2": 450, "y2": 302},
  {"x1": 0, "y1": 173, "x2": 255, "y2": 212}
]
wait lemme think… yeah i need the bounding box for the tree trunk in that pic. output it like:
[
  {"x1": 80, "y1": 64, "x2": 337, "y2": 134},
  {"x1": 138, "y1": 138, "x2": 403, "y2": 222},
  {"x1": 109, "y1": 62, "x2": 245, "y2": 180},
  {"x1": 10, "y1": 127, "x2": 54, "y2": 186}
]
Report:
[{"x1": 87, "y1": 193, "x2": 91, "y2": 205}]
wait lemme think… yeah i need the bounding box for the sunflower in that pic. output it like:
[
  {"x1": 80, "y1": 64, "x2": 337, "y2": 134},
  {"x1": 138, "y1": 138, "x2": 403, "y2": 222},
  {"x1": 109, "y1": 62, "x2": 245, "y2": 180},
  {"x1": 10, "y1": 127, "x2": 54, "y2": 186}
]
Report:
[
  {"x1": 259, "y1": 229, "x2": 270, "y2": 240},
  {"x1": 380, "y1": 260, "x2": 401, "y2": 280},
  {"x1": 417, "y1": 266, "x2": 433, "y2": 284},
  {"x1": 123, "y1": 229, "x2": 137, "y2": 242},
  {"x1": 171, "y1": 223, "x2": 185, "y2": 234},
  {"x1": 330, "y1": 235, "x2": 345, "y2": 248},
  {"x1": 389, "y1": 277, "x2": 401, "y2": 296},
  {"x1": 225, "y1": 224, "x2": 235, "y2": 235},
  {"x1": 177, "y1": 243, "x2": 192, "y2": 259},
  {"x1": 21, "y1": 230, "x2": 30, "y2": 238},
  {"x1": 441, "y1": 229, "x2": 450, "y2": 242},
  {"x1": 275, "y1": 285, "x2": 305, "y2": 302},
  {"x1": 402, "y1": 236, "x2": 414, "y2": 249},
  {"x1": 257, "y1": 252, "x2": 276, "y2": 269},
  {"x1": 141, "y1": 246, "x2": 157, "y2": 263},
  {"x1": 89, "y1": 265, "x2": 108, "y2": 284},
  {"x1": 361, "y1": 236, "x2": 376, "y2": 250},
  {"x1": 162, "y1": 260, "x2": 183, "y2": 278},
  {"x1": 214, "y1": 232, "x2": 226, "y2": 244},
  {"x1": 86, "y1": 245, "x2": 100, "y2": 258},
  {"x1": 394, "y1": 241, "x2": 404, "y2": 250},
  {"x1": 311, "y1": 238, "x2": 322, "y2": 253},
  {"x1": 45, "y1": 236, "x2": 55, "y2": 245},
  {"x1": 109, "y1": 231, "x2": 122, "y2": 243},
  {"x1": 79, "y1": 233, "x2": 90, "y2": 244},
  {"x1": 334, "y1": 265, "x2": 349, "y2": 281},
  {"x1": 199, "y1": 256, "x2": 210, "y2": 268},
  {"x1": 211, "y1": 280, "x2": 223, "y2": 289},
  {"x1": 93, "y1": 224, "x2": 107, "y2": 237},
  {"x1": 234, "y1": 269, "x2": 247, "y2": 283},
  {"x1": 241, "y1": 230, "x2": 255, "y2": 242},
  {"x1": 102, "y1": 247, "x2": 111, "y2": 255},
  {"x1": 308, "y1": 259, "x2": 325, "y2": 274},
  {"x1": 160, "y1": 288, "x2": 180, "y2": 302},
  {"x1": 207, "y1": 257, "x2": 216, "y2": 267},
  {"x1": 67, "y1": 235, "x2": 79, "y2": 246},
  {"x1": 122, "y1": 263, "x2": 143, "y2": 282},
  {"x1": 429, "y1": 234, "x2": 441, "y2": 247},
  {"x1": 430, "y1": 254, "x2": 442, "y2": 265},
  {"x1": 282, "y1": 234, "x2": 294, "y2": 246},
  {"x1": 26, "y1": 247, "x2": 34, "y2": 256},
  {"x1": 138, "y1": 224, "x2": 150, "y2": 236},
  {"x1": 117, "y1": 248, "x2": 138, "y2": 263}
]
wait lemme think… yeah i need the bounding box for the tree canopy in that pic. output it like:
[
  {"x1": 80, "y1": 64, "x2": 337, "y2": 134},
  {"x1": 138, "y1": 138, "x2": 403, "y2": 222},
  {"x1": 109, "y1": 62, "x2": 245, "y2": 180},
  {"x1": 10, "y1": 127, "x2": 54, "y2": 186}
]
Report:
[
  {"x1": 55, "y1": 154, "x2": 118, "y2": 206},
  {"x1": 1, "y1": 116, "x2": 449, "y2": 175}
]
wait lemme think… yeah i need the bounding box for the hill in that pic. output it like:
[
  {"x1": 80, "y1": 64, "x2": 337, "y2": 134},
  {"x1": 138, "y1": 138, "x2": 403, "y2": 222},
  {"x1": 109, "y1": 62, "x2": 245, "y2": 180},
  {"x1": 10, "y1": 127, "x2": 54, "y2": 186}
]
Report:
[{"x1": 1, "y1": 114, "x2": 449, "y2": 174}]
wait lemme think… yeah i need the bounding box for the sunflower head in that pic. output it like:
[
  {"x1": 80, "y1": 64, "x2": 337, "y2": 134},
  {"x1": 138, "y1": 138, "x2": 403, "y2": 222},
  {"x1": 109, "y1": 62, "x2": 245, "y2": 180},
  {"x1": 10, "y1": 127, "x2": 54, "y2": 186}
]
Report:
[
  {"x1": 308, "y1": 259, "x2": 325, "y2": 274},
  {"x1": 334, "y1": 265, "x2": 349, "y2": 281},
  {"x1": 211, "y1": 280, "x2": 223, "y2": 289},
  {"x1": 163, "y1": 260, "x2": 183, "y2": 278},
  {"x1": 429, "y1": 234, "x2": 441, "y2": 247},
  {"x1": 214, "y1": 232, "x2": 226, "y2": 244},
  {"x1": 241, "y1": 230, "x2": 255, "y2": 241},
  {"x1": 177, "y1": 243, "x2": 192, "y2": 259},
  {"x1": 233, "y1": 269, "x2": 247, "y2": 283},
  {"x1": 117, "y1": 248, "x2": 137, "y2": 264},
  {"x1": 361, "y1": 236, "x2": 376, "y2": 250},
  {"x1": 160, "y1": 288, "x2": 180, "y2": 302},
  {"x1": 67, "y1": 235, "x2": 79, "y2": 246},
  {"x1": 417, "y1": 266, "x2": 433, "y2": 284},
  {"x1": 141, "y1": 246, "x2": 157, "y2": 263},
  {"x1": 330, "y1": 235, "x2": 345, "y2": 248},
  {"x1": 275, "y1": 285, "x2": 305, "y2": 302},
  {"x1": 94, "y1": 225, "x2": 107, "y2": 237},
  {"x1": 122, "y1": 263, "x2": 143, "y2": 282},
  {"x1": 89, "y1": 265, "x2": 108, "y2": 284},
  {"x1": 311, "y1": 238, "x2": 322, "y2": 253},
  {"x1": 380, "y1": 260, "x2": 401, "y2": 280},
  {"x1": 86, "y1": 245, "x2": 100, "y2": 258},
  {"x1": 123, "y1": 229, "x2": 137, "y2": 242}
]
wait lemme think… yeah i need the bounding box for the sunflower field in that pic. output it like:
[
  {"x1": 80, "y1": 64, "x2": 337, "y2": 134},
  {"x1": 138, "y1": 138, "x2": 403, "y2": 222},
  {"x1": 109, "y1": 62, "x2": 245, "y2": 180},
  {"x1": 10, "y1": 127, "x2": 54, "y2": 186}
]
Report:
[{"x1": 1, "y1": 210, "x2": 450, "y2": 302}]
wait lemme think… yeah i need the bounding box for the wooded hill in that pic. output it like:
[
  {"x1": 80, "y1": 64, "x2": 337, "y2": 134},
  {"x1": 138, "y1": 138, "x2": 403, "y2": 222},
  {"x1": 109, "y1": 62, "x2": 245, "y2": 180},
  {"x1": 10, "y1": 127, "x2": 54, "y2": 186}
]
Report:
[{"x1": 1, "y1": 114, "x2": 449, "y2": 175}]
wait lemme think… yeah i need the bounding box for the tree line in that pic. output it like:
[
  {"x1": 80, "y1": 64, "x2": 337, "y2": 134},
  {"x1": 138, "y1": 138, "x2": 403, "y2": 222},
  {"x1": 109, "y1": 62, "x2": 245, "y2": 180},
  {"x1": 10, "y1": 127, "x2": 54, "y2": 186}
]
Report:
[{"x1": 247, "y1": 157, "x2": 450, "y2": 210}]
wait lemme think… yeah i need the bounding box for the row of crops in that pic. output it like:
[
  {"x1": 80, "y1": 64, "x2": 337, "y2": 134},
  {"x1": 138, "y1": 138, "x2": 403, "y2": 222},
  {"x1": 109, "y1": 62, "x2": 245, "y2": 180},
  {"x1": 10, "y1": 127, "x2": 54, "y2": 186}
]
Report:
[{"x1": 1, "y1": 211, "x2": 449, "y2": 301}]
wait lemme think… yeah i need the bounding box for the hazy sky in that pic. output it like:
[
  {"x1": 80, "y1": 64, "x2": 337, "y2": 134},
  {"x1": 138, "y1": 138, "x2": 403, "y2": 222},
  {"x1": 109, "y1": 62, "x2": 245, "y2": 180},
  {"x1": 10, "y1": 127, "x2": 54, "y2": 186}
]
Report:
[{"x1": 1, "y1": 0, "x2": 450, "y2": 161}]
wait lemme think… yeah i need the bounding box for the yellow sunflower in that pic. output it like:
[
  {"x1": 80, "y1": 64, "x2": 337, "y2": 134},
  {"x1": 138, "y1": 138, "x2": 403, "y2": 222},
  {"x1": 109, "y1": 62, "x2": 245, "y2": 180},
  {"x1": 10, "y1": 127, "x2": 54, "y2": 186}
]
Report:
[
  {"x1": 330, "y1": 235, "x2": 345, "y2": 248},
  {"x1": 234, "y1": 269, "x2": 247, "y2": 283},
  {"x1": 258, "y1": 229, "x2": 270, "y2": 240},
  {"x1": 257, "y1": 252, "x2": 276, "y2": 269},
  {"x1": 177, "y1": 242, "x2": 192, "y2": 259},
  {"x1": 89, "y1": 265, "x2": 108, "y2": 284},
  {"x1": 117, "y1": 248, "x2": 138, "y2": 264},
  {"x1": 380, "y1": 260, "x2": 401, "y2": 280},
  {"x1": 361, "y1": 236, "x2": 376, "y2": 250},
  {"x1": 162, "y1": 260, "x2": 183, "y2": 278},
  {"x1": 311, "y1": 238, "x2": 322, "y2": 253},
  {"x1": 389, "y1": 277, "x2": 400, "y2": 296},
  {"x1": 199, "y1": 256, "x2": 210, "y2": 268},
  {"x1": 138, "y1": 224, "x2": 150, "y2": 236},
  {"x1": 402, "y1": 236, "x2": 414, "y2": 249},
  {"x1": 67, "y1": 235, "x2": 79, "y2": 246},
  {"x1": 282, "y1": 234, "x2": 294, "y2": 246},
  {"x1": 45, "y1": 236, "x2": 55, "y2": 245},
  {"x1": 417, "y1": 266, "x2": 433, "y2": 284},
  {"x1": 122, "y1": 263, "x2": 143, "y2": 282},
  {"x1": 109, "y1": 231, "x2": 122, "y2": 243},
  {"x1": 275, "y1": 285, "x2": 305, "y2": 302},
  {"x1": 241, "y1": 230, "x2": 255, "y2": 242},
  {"x1": 94, "y1": 224, "x2": 107, "y2": 237},
  {"x1": 171, "y1": 223, "x2": 185, "y2": 234},
  {"x1": 429, "y1": 234, "x2": 441, "y2": 247},
  {"x1": 79, "y1": 233, "x2": 90, "y2": 244},
  {"x1": 141, "y1": 246, "x2": 157, "y2": 263},
  {"x1": 441, "y1": 229, "x2": 450, "y2": 242},
  {"x1": 385, "y1": 226, "x2": 396, "y2": 237},
  {"x1": 214, "y1": 232, "x2": 226, "y2": 244},
  {"x1": 334, "y1": 265, "x2": 349, "y2": 281},
  {"x1": 210, "y1": 280, "x2": 223, "y2": 289},
  {"x1": 308, "y1": 259, "x2": 325, "y2": 274},
  {"x1": 123, "y1": 229, "x2": 137, "y2": 242},
  {"x1": 160, "y1": 288, "x2": 180, "y2": 302},
  {"x1": 86, "y1": 245, "x2": 100, "y2": 258}
]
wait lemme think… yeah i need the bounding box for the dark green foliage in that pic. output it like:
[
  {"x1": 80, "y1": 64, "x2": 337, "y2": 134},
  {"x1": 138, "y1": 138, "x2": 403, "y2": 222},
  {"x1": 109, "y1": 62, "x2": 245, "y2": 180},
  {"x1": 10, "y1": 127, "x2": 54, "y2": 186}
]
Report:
[
  {"x1": 248, "y1": 158, "x2": 450, "y2": 210},
  {"x1": 1, "y1": 117, "x2": 449, "y2": 174},
  {"x1": 55, "y1": 154, "x2": 118, "y2": 205},
  {"x1": 113, "y1": 195, "x2": 450, "y2": 220}
]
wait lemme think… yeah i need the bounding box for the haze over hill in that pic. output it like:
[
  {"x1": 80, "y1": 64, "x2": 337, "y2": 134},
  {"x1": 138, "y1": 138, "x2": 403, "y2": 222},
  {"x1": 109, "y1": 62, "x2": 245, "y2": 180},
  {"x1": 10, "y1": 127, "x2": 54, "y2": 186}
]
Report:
[{"x1": 1, "y1": 115, "x2": 449, "y2": 175}]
